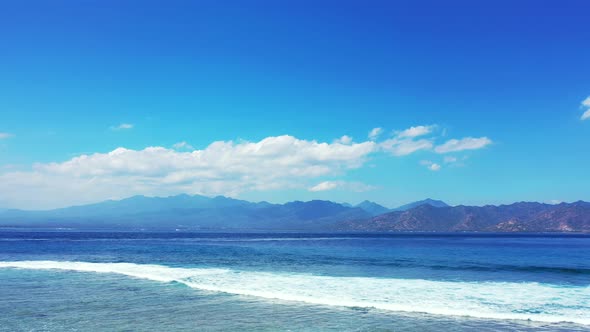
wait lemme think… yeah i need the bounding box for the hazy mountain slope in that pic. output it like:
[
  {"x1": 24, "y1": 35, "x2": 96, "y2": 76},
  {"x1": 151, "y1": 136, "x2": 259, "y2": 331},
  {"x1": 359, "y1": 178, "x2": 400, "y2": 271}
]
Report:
[
  {"x1": 355, "y1": 201, "x2": 390, "y2": 216},
  {"x1": 1, "y1": 196, "x2": 588, "y2": 232},
  {"x1": 0, "y1": 196, "x2": 369, "y2": 230}
]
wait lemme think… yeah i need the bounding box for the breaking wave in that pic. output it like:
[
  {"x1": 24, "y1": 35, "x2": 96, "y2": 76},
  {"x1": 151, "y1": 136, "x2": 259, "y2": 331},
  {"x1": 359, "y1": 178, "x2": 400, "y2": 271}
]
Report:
[{"x1": 1, "y1": 260, "x2": 588, "y2": 325}]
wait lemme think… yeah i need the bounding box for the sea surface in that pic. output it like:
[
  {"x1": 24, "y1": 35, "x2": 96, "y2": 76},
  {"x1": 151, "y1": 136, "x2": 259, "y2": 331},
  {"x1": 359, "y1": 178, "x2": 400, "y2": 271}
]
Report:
[{"x1": 0, "y1": 230, "x2": 589, "y2": 331}]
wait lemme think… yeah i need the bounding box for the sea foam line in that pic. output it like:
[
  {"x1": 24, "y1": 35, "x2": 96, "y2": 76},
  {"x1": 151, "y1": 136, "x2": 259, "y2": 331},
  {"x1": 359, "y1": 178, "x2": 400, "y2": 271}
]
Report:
[{"x1": 0, "y1": 260, "x2": 589, "y2": 325}]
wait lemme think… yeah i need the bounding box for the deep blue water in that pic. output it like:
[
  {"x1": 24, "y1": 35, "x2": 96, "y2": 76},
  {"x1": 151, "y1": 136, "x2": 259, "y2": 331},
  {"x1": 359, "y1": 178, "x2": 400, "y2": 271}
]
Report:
[{"x1": 0, "y1": 230, "x2": 589, "y2": 331}]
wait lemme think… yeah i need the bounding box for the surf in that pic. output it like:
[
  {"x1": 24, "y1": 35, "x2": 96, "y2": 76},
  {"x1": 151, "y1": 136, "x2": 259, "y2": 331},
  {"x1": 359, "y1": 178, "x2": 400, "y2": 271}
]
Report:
[{"x1": 1, "y1": 260, "x2": 588, "y2": 325}]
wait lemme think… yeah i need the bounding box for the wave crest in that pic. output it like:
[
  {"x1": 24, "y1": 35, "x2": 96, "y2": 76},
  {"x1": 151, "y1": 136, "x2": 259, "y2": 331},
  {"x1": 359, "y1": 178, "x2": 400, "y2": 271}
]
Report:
[{"x1": 1, "y1": 260, "x2": 588, "y2": 325}]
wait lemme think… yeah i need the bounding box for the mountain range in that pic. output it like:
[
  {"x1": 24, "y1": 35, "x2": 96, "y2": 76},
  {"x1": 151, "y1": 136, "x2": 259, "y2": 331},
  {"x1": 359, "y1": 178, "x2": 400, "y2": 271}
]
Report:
[
  {"x1": 0, "y1": 195, "x2": 588, "y2": 232},
  {"x1": 342, "y1": 201, "x2": 590, "y2": 233}
]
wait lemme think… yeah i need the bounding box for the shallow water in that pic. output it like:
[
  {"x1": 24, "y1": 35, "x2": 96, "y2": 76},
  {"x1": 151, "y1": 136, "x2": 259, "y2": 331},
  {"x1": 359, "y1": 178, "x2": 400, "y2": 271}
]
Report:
[{"x1": 0, "y1": 231, "x2": 589, "y2": 331}]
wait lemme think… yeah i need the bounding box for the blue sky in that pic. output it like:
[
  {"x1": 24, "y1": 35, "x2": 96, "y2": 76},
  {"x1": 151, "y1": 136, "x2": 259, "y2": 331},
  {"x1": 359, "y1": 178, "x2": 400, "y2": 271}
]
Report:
[{"x1": 0, "y1": 0, "x2": 589, "y2": 209}]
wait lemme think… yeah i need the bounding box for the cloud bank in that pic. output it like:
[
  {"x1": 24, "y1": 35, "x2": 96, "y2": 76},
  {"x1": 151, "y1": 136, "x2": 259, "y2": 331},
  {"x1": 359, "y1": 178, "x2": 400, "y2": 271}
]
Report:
[
  {"x1": 1, "y1": 135, "x2": 376, "y2": 208},
  {"x1": 0, "y1": 126, "x2": 493, "y2": 209}
]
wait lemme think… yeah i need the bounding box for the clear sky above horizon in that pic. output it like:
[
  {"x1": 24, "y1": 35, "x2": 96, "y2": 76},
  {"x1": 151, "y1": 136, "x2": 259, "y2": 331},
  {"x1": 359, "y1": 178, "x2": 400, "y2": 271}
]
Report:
[{"x1": 1, "y1": 0, "x2": 589, "y2": 209}]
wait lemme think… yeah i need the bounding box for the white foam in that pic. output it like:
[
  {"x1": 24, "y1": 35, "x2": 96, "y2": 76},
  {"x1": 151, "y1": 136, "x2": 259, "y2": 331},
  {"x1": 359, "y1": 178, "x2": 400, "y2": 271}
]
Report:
[{"x1": 1, "y1": 260, "x2": 588, "y2": 325}]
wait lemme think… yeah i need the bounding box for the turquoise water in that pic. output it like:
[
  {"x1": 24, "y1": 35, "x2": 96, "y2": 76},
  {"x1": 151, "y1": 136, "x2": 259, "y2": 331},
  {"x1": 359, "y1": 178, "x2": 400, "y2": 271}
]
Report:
[{"x1": 0, "y1": 231, "x2": 589, "y2": 331}]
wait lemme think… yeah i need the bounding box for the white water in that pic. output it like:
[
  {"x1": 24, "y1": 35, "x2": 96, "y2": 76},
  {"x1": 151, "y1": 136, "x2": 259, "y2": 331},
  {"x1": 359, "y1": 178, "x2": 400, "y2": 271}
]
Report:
[{"x1": 1, "y1": 260, "x2": 588, "y2": 325}]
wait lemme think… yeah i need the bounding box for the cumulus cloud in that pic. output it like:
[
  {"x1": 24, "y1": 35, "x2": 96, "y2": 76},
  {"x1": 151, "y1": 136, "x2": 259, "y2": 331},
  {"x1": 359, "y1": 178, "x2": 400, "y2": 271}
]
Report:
[
  {"x1": 396, "y1": 125, "x2": 434, "y2": 138},
  {"x1": 110, "y1": 123, "x2": 134, "y2": 130},
  {"x1": 0, "y1": 133, "x2": 14, "y2": 139},
  {"x1": 420, "y1": 160, "x2": 441, "y2": 171},
  {"x1": 434, "y1": 137, "x2": 492, "y2": 153},
  {"x1": 334, "y1": 135, "x2": 353, "y2": 145},
  {"x1": 429, "y1": 163, "x2": 441, "y2": 171},
  {"x1": 309, "y1": 180, "x2": 375, "y2": 192},
  {"x1": 0, "y1": 126, "x2": 494, "y2": 209},
  {"x1": 1, "y1": 135, "x2": 377, "y2": 209},
  {"x1": 368, "y1": 127, "x2": 383, "y2": 140}
]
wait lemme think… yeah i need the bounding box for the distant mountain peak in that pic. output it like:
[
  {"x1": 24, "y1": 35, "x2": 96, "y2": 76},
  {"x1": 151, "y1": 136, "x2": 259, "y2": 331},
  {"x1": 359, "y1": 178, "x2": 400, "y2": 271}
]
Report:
[
  {"x1": 357, "y1": 200, "x2": 380, "y2": 206},
  {"x1": 355, "y1": 200, "x2": 390, "y2": 216},
  {"x1": 392, "y1": 198, "x2": 449, "y2": 212}
]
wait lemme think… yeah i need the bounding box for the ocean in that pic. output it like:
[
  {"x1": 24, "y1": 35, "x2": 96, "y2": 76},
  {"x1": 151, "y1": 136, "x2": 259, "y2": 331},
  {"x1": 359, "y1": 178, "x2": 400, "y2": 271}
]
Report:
[{"x1": 0, "y1": 230, "x2": 588, "y2": 331}]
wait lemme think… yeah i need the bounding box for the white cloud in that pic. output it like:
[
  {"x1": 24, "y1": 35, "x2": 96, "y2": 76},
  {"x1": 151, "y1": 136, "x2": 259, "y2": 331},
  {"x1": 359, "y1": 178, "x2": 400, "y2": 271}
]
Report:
[
  {"x1": 172, "y1": 141, "x2": 194, "y2": 150},
  {"x1": 443, "y1": 156, "x2": 457, "y2": 163},
  {"x1": 110, "y1": 123, "x2": 134, "y2": 130},
  {"x1": 309, "y1": 181, "x2": 339, "y2": 192},
  {"x1": 580, "y1": 97, "x2": 590, "y2": 120},
  {"x1": 309, "y1": 180, "x2": 375, "y2": 192},
  {"x1": 0, "y1": 133, "x2": 14, "y2": 139},
  {"x1": 396, "y1": 125, "x2": 434, "y2": 138},
  {"x1": 0, "y1": 126, "x2": 494, "y2": 209},
  {"x1": 334, "y1": 135, "x2": 353, "y2": 145},
  {"x1": 429, "y1": 163, "x2": 441, "y2": 171},
  {"x1": 380, "y1": 138, "x2": 433, "y2": 156},
  {"x1": 434, "y1": 137, "x2": 492, "y2": 153},
  {"x1": 368, "y1": 127, "x2": 383, "y2": 140},
  {"x1": 420, "y1": 160, "x2": 441, "y2": 171},
  {"x1": 378, "y1": 125, "x2": 437, "y2": 156},
  {"x1": 1, "y1": 135, "x2": 377, "y2": 209}
]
